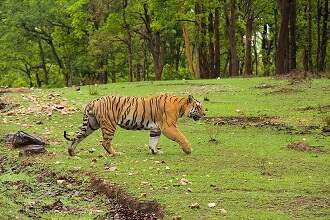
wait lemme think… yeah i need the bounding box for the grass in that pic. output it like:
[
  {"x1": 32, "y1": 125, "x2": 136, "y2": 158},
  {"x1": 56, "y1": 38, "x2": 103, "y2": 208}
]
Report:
[{"x1": 0, "y1": 77, "x2": 329, "y2": 219}]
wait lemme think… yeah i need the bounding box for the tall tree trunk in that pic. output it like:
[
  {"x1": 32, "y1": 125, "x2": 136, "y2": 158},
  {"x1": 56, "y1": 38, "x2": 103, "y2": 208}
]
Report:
[
  {"x1": 194, "y1": 2, "x2": 201, "y2": 79},
  {"x1": 225, "y1": 0, "x2": 239, "y2": 76},
  {"x1": 182, "y1": 23, "x2": 195, "y2": 76},
  {"x1": 123, "y1": 0, "x2": 133, "y2": 82},
  {"x1": 38, "y1": 40, "x2": 48, "y2": 85},
  {"x1": 289, "y1": 0, "x2": 296, "y2": 70},
  {"x1": 150, "y1": 32, "x2": 164, "y2": 81},
  {"x1": 142, "y1": 3, "x2": 164, "y2": 80},
  {"x1": 273, "y1": 7, "x2": 278, "y2": 67},
  {"x1": 195, "y1": 1, "x2": 209, "y2": 79},
  {"x1": 253, "y1": 29, "x2": 258, "y2": 76},
  {"x1": 208, "y1": 11, "x2": 215, "y2": 78},
  {"x1": 318, "y1": 0, "x2": 329, "y2": 72},
  {"x1": 214, "y1": 7, "x2": 220, "y2": 77},
  {"x1": 317, "y1": 0, "x2": 321, "y2": 73},
  {"x1": 35, "y1": 72, "x2": 41, "y2": 88},
  {"x1": 304, "y1": 0, "x2": 313, "y2": 72},
  {"x1": 244, "y1": 17, "x2": 253, "y2": 76},
  {"x1": 276, "y1": 0, "x2": 290, "y2": 75},
  {"x1": 262, "y1": 24, "x2": 272, "y2": 76}
]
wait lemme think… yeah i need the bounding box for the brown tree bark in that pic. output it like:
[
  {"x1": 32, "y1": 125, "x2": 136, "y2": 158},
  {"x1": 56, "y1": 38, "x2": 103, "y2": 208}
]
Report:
[
  {"x1": 195, "y1": 1, "x2": 209, "y2": 79},
  {"x1": 214, "y1": 7, "x2": 220, "y2": 78},
  {"x1": 225, "y1": 0, "x2": 239, "y2": 76},
  {"x1": 122, "y1": 0, "x2": 133, "y2": 82},
  {"x1": 142, "y1": 3, "x2": 164, "y2": 80},
  {"x1": 317, "y1": 0, "x2": 329, "y2": 72},
  {"x1": 244, "y1": 17, "x2": 253, "y2": 76},
  {"x1": 182, "y1": 23, "x2": 195, "y2": 76},
  {"x1": 276, "y1": 0, "x2": 290, "y2": 75},
  {"x1": 304, "y1": 0, "x2": 313, "y2": 72},
  {"x1": 289, "y1": 0, "x2": 296, "y2": 70},
  {"x1": 208, "y1": 11, "x2": 215, "y2": 78},
  {"x1": 38, "y1": 40, "x2": 48, "y2": 85}
]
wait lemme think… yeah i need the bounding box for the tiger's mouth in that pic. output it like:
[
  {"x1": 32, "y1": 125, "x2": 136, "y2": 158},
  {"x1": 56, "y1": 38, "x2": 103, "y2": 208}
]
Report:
[{"x1": 192, "y1": 115, "x2": 201, "y2": 121}]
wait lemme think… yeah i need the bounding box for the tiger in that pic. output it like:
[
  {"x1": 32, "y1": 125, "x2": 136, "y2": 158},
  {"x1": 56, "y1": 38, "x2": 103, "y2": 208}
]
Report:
[{"x1": 64, "y1": 94, "x2": 206, "y2": 156}]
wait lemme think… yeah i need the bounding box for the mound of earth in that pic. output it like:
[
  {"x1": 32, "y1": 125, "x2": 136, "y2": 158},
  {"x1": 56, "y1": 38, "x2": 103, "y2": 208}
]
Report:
[{"x1": 287, "y1": 141, "x2": 326, "y2": 153}]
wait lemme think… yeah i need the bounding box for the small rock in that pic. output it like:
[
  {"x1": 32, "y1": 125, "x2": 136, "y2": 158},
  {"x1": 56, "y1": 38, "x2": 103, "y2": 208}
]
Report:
[
  {"x1": 89, "y1": 148, "x2": 96, "y2": 153},
  {"x1": 165, "y1": 166, "x2": 170, "y2": 170},
  {"x1": 189, "y1": 202, "x2": 200, "y2": 209},
  {"x1": 187, "y1": 188, "x2": 192, "y2": 192},
  {"x1": 180, "y1": 178, "x2": 190, "y2": 185},
  {"x1": 219, "y1": 208, "x2": 227, "y2": 214},
  {"x1": 208, "y1": 202, "x2": 216, "y2": 208},
  {"x1": 172, "y1": 216, "x2": 182, "y2": 220},
  {"x1": 140, "y1": 193, "x2": 147, "y2": 198},
  {"x1": 57, "y1": 179, "x2": 65, "y2": 184}
]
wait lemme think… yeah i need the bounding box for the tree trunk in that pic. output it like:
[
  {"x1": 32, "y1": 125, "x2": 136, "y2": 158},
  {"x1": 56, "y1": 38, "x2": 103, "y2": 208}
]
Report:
[
  {"x1": 253, "y1": 29, "x2": 258, "y2": 76},
  {"x1": 317, "y1": 0, "x2": 321, "y2": 73},
  {"x1": 38, "y1": 40, "x2": 48, "y2": 85},
  {"x1": 182, "y1": 23, "x2": 195, "y2": 76},
  {"x1": 208, "y1": 11, "x2": 215, "y2": 78},
  {"x1": 244, "y1": 17, "x2": 253, "y2": 76},
  {"x1": 304, "y1": 0, "x2": 313, "y2": 72},
  {"x1": 318, "y1": 0, "x2": 329, "y2": 72},
  {"x1": 123, "y1": 0, "x2": 133, "y2": 82},
  {"x1": 214, "y1": 7, "x2": 220, "y2": 78},
  {"x1": 35, "y1": 72, "x2": 42, "y2": 88},
  {"x1": 276, "y1": 0, "x2": 290, "y2": 75},
  {"x1": 225, "y1": 0, "x2": 239, "y2": 76},
  {"x1": 289, "y1": 0, "x2": 296, "y2": 70},
  {"x1": 194, "y1": 1, "x2": 209, "y2": 79}
]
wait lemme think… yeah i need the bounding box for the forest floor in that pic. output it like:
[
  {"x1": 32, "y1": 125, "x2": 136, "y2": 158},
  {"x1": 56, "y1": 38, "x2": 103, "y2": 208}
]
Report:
[{"x1": 0, "y1": 77, "x2": 329, "y2": 219}]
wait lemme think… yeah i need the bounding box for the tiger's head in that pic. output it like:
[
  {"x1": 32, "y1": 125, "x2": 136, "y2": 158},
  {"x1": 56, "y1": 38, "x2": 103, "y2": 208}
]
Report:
[{"x1": 184, "y1": 95, "x2": 206, "y2": 121}]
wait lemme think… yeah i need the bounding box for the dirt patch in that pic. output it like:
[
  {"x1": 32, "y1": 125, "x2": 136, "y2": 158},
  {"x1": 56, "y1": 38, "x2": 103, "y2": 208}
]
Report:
[
  {"x1": 0, "y1": 87, "x2": 30, "y2": 94},
  {"x1": 267, "y1": 86, "x2": 301, "y2": 95},
  {"x1": 255, "y1": 83, "x2": 278, "y2": 89},
  {"x1": 287, "y1": 141, "x2": 326, "y2": 153},
  {"x1": 205, "y1": 116, "x2": 294, "y2": 131},
  {"x1": 205, "y1": 116, "x2": 320, "y2": 134},
  {"x1": 1, "y1": 93, "x2": 79, "y2": 116},
  {"x1": 0, "y1": 97, "x2": 7, "y2": 110},
  {"x1": 0, "y1": 154, "x2": 164, "y2": 219},
  {"x1": 91, "y1": 177, "x2": 164, "y2": 220},
  {"x1": 296, "y1": 105, "x2": 330, "y2": 113}
]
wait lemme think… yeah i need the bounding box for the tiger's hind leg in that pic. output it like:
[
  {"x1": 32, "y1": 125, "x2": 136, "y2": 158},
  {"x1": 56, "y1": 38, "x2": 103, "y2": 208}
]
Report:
[
  {"x1": 67, "y1": 114, "x2": 99, "y2": 156},
  {"x1": 149, "y1": 128, "x2": 161, "y2": 154},
  {"x1": 101, "y1": 125, "x2": 117, "y2": 156}
]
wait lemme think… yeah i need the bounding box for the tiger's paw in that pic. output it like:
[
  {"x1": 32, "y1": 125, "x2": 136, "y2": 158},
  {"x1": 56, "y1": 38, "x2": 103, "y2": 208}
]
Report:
[
  {"x1": 182, "y1": 147, "x2": 192, "y2": 154},
  {"x1": 68, "y1": 148, "x2": 75, "y2": 156}
]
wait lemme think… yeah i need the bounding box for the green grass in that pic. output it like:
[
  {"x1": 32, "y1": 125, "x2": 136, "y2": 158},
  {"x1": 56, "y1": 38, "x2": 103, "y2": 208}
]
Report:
[{"x1": 0, "y1": 77, "x2": 329, "y2": 219}]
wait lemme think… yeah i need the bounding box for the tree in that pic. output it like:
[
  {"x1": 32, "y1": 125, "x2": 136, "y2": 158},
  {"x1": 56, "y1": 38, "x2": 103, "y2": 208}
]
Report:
[{"x1": 276, "y1": 0, "x2": 290, "y2": 75}]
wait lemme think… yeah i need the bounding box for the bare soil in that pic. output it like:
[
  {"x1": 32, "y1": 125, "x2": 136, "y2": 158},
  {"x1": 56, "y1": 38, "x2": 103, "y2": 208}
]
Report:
[
  {"x1": 287, "y1": 141, "x2": 326, "y2": 153},
  {"x1": 0, "y1": 156, "x2": 164, "y2": 219},
  {"x1": 205, "y1": 116, "x2": 320, "y2": 134}
]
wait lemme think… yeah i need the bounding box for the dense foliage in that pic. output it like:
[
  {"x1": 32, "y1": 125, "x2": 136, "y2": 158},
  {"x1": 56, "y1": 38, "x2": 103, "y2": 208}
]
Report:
[{"x1": 0, "y1": 0, "x2": 329, "y2": 87}]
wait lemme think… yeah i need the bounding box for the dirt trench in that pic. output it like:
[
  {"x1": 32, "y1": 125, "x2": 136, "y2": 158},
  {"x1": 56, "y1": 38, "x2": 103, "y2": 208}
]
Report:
[{"x1": 0, "y1": 155, "x2": 164, "y2": 219}]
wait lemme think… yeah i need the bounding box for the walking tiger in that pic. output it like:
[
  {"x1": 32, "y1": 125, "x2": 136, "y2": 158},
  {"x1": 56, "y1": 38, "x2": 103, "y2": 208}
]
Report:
[{"x1": 64, "y1": 94, "x2": 206, "y2": 156}]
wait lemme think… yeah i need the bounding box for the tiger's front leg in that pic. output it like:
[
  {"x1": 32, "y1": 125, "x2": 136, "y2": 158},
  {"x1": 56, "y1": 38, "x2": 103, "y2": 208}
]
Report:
[
  {"x1": 161, "y1": 126, "x2": 192, "y2": 154},
  {"x1": 149, "y1": 128, "x2": 161, "y2": 154}
]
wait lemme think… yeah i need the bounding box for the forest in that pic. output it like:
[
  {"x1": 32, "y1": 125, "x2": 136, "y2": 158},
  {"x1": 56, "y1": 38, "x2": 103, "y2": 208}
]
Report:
[{"x1": 0, "y1": 0, "x2": 329, "y2": 87}]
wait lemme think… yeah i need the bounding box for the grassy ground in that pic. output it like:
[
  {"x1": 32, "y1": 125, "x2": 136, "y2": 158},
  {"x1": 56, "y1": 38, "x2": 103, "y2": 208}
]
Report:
[{"x1": 0, "y1": 77, "x2": 329, "y2": 219}]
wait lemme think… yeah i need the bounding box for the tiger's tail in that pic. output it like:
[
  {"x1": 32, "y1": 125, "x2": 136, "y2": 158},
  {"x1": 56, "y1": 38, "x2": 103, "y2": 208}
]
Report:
[{"x1": 64, "y1": 103, "x2": 94, "y2": 156}]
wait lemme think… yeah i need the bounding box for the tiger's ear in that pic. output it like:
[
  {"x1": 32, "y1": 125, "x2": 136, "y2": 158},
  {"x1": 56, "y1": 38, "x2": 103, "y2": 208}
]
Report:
[{"x1": 188, "y1": 95, "x2": 193, "y2": 103}]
